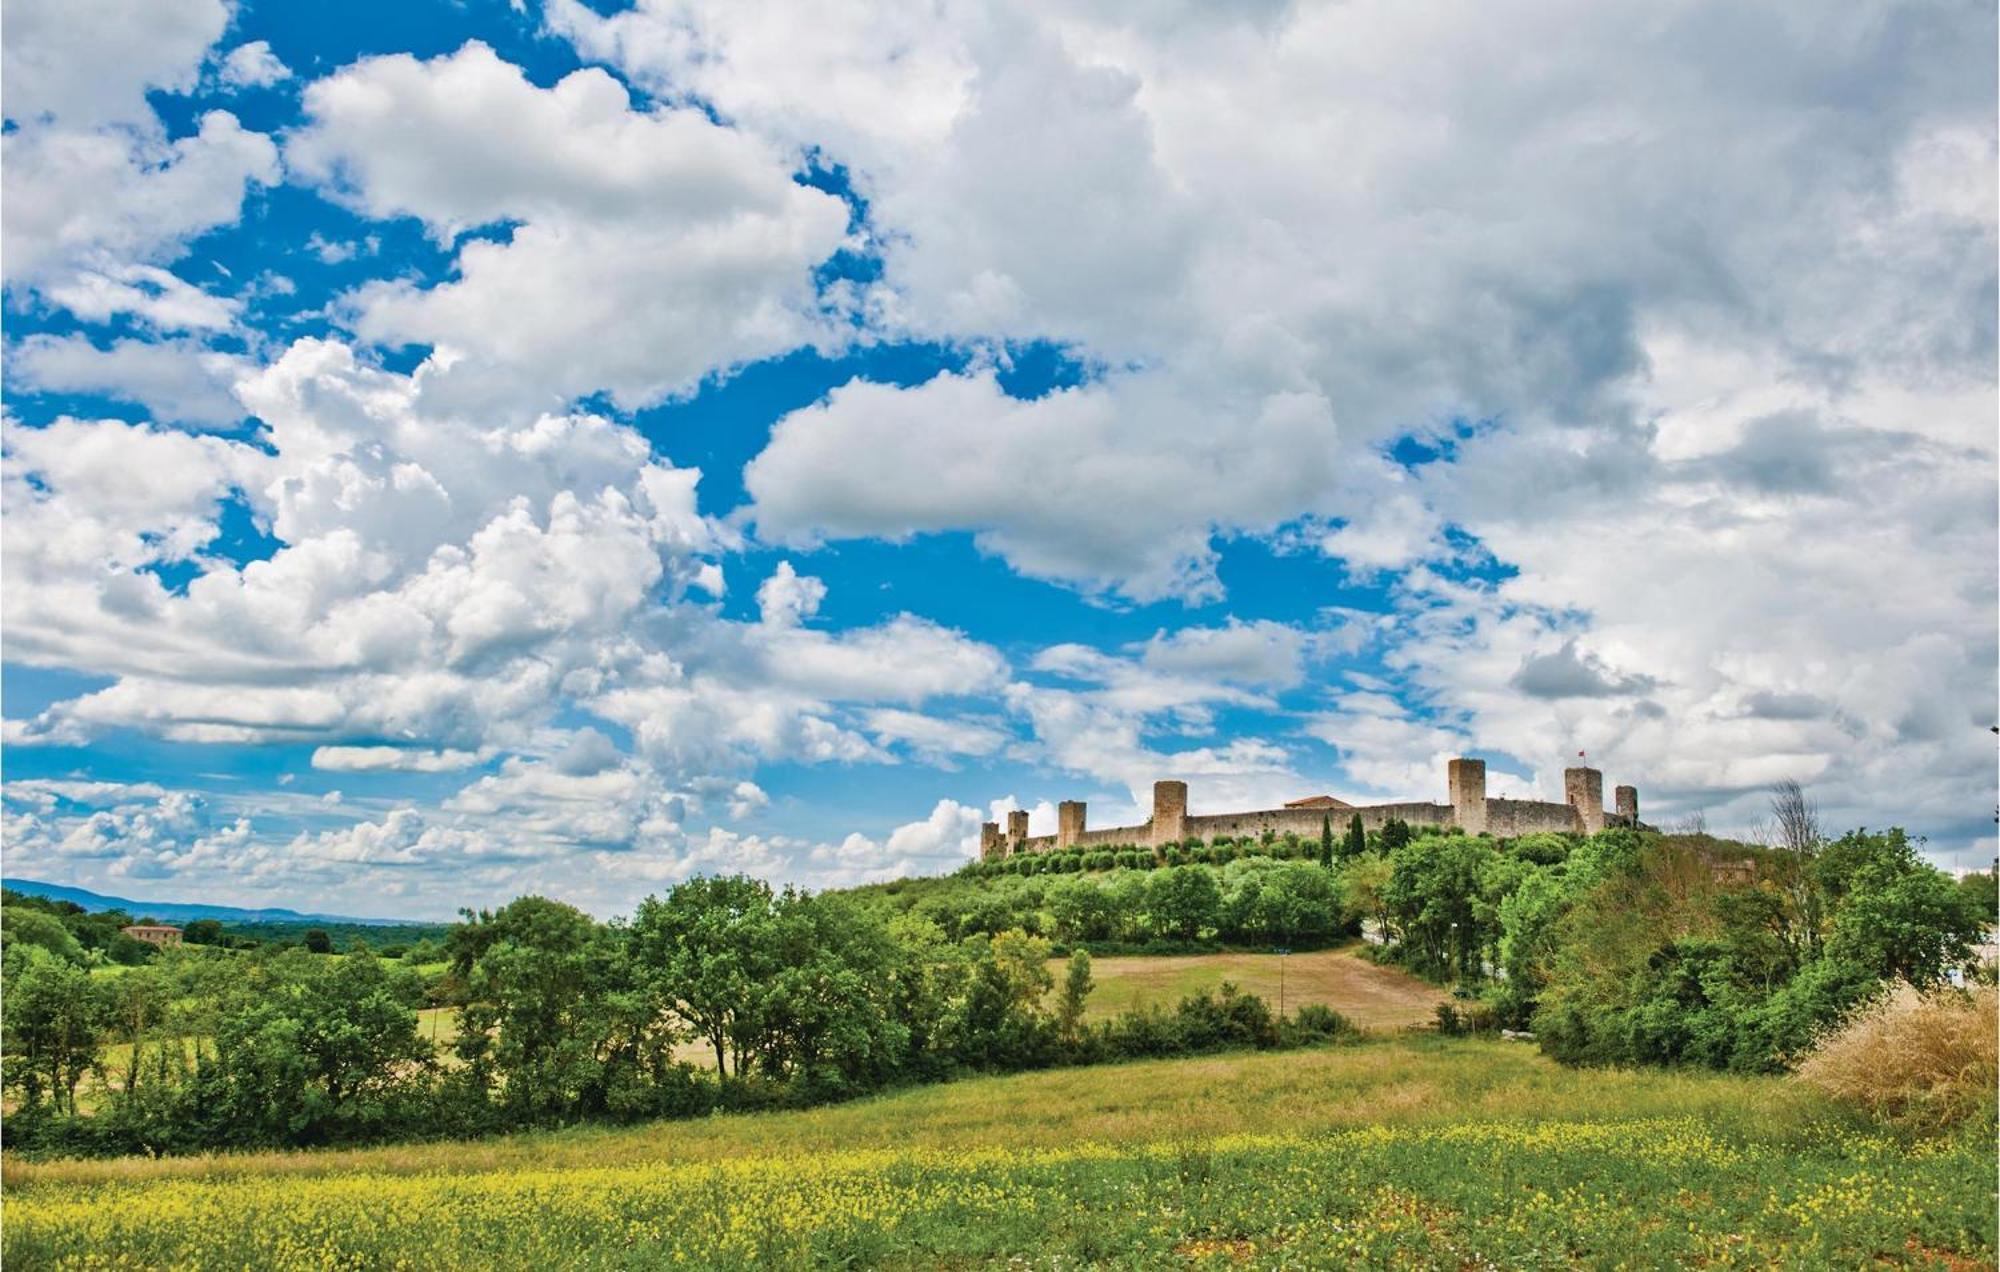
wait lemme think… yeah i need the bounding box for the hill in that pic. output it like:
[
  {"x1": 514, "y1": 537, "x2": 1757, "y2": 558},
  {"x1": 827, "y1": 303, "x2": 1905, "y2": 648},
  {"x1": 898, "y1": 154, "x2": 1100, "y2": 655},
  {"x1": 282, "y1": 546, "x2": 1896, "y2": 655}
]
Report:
[
  {"x1": 8, "y1": 1037, "x2": 1992, "y2": 1267},
  {"x1": 0, "y1": 878, "x2": 427, "y2": 926}
]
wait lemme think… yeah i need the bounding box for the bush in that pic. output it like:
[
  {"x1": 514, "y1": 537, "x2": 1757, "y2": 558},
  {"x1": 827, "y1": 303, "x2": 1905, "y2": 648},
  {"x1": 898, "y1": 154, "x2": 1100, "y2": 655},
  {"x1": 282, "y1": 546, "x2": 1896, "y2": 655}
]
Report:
[
  {"x1": 1794, "y1": 984, "x2": 1997, "y2": 1134},
  {"x1": 1173, "y1": 983, "x2": 1279, "y2": 1051},
  {"x1": 1284, "y1": 1003, "x2": 1358, "y2": 1045},
  {"x1": 1435, "y1": 1000, "x2": 1500, "y2": 1037}
]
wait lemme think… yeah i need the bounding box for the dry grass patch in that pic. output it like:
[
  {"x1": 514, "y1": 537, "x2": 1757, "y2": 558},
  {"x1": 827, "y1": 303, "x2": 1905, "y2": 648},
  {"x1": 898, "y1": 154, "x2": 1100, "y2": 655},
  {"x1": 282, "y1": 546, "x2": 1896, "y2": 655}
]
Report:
[{"x1": 1795, "y1": 983, "x2": 1997, "y2": 1133}]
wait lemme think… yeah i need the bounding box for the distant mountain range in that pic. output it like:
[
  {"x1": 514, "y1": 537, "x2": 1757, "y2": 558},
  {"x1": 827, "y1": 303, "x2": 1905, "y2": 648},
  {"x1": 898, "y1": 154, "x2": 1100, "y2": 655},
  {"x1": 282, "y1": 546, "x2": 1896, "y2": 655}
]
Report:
[{"x1": 1, "y1": 878, "x2": 427, "y2": 926}]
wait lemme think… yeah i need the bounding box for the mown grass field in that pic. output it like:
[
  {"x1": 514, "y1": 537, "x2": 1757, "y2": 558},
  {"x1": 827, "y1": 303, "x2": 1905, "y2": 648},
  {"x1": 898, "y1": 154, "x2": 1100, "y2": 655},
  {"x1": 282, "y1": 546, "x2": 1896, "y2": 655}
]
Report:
[
  {"x1": 1075, "y1": 946, "x2": 1445, "y2": 1028},
  {"x1": 7, "y1": 1037, "x2": 1993, "y2": 1269}
]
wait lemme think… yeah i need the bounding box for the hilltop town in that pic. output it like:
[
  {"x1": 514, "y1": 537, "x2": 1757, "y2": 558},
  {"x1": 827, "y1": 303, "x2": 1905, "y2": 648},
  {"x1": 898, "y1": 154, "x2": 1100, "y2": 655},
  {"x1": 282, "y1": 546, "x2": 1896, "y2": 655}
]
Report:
[{"x1": 982, "y1": 759, "x2": 1643, "y2": 859}]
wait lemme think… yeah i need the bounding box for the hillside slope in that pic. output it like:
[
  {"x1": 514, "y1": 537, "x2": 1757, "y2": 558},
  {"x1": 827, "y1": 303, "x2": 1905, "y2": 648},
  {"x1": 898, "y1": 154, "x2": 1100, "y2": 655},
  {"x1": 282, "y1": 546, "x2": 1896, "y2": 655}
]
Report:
[{"x1": 1, "y1": 878, "x2": 419, "y2": 926}]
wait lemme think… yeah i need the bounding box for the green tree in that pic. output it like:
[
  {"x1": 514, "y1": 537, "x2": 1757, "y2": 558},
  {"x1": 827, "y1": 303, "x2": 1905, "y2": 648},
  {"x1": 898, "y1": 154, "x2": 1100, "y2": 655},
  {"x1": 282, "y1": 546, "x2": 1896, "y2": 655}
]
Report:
[
  {"x1": 1383, "y1": 835, "x2": 1494, "y2": 980},
  {"x1": 950, "y1": 930, "x2": 1057, "y2": 1069},
  {"x1": 1048, "y1": 877, "x2": 1117, "y2": 944},
  {"x1": 448, "y1": 896, "x2": 634, "y2": 1119},
  {"x1": 630, "y1": 876, "x2": 776, "y2": 1078},
  {"x1": 1319, "y1": 814, "x2": 1334, "y2": 867},
  {"x1": 1148, "y1": 866, "x2": 1222, "y2": 941},
  {"x1": 752, "y1": 891, "x2": 910, "y2": 1094},
  {"x1": 1955, "y1": 866, "x2": 1997, "y2": 928},
  {"x1": 1, "y1": 946, "x2": 107, "y2": 1112},
  {"x1": 1, "y1": 906, "x2": 85, "y2": 965},
  {"x1": 1341, "y1": 814, "x2": 1367, "y2": 861},
  {"x1": 1820, "y1": 829, "x2": 1982, "y2": 986},
  {"x1": 1056, "y1": 949, "x2": 1094, "y2": 1046},
  {"x1": 203, "y1": 948, "x2": 437, "y2": 1142},
  {"x1": 1339, "y1": 855, "x2": 1395, "y2": 944},
  {"x1": 303, "y1": 928, "x2": 334, "y2": 955}
]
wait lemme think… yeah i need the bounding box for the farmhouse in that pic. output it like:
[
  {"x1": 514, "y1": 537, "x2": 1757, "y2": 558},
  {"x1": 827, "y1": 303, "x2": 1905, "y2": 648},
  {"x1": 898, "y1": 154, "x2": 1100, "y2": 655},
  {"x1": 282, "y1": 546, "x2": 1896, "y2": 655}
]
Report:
[
  {"x1": 120, "y1": 924, "x2": 183, "y2": 947},
  {"x1": 980, "y1": 759, "x2": 1642, "y2": 860}
]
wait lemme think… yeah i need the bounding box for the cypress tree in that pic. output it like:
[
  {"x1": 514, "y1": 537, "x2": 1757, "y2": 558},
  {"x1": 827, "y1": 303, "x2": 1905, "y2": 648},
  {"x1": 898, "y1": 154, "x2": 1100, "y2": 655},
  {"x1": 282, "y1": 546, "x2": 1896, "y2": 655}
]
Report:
[
  {"x1": 1319, "y1": 813, "x2": 1334, "y2": 866},
  {"x1": 1343, "y1": 813, "x2": 1367, "y2": 859}
]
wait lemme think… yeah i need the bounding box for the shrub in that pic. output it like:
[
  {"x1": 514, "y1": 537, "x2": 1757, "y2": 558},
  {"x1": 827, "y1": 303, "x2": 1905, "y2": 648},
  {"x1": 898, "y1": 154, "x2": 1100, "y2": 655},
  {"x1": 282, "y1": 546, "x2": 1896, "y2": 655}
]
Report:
[
  {"x1": 1285, "y1": 1003, "x2": 1358, "y2": 1045},
  {"x1": 1169, "y1": 983, "x2": 1279, "y2": 1051},
  {"x1": 1794, "y1": 984, "x2": 1997, "y2": 1134},
  {"x1": 1435, "y1": 1000, "x2": 1500, "y2": 1037}
]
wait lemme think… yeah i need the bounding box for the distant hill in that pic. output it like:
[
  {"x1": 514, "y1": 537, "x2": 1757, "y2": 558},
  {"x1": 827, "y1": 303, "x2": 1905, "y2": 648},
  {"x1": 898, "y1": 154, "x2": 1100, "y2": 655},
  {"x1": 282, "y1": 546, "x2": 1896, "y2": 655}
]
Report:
[{"x1": 1, "y1": 878, "x2": 424, "y2": 926}]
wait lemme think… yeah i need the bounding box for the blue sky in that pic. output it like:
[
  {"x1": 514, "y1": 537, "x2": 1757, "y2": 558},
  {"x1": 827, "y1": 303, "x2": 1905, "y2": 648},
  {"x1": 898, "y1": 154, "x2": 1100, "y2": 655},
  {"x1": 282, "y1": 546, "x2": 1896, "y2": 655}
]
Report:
[{"x1": 3, "y1": 0, "x2": 1994, "y2": 918}]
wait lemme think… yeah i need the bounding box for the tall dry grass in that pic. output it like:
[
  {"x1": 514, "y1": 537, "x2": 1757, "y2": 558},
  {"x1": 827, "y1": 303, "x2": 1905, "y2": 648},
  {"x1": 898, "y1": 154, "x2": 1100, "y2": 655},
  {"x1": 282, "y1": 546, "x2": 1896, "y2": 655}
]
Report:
[{"x1": 1795, "y1": 983, "x2": 1997, "y2": 1134}]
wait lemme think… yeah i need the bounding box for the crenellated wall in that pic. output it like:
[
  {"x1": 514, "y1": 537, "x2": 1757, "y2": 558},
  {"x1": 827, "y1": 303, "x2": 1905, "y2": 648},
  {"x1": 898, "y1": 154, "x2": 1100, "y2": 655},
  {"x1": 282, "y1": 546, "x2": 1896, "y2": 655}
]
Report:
[{"x1": 980, "y1": 758, "x2": 1641, "y2": 859}]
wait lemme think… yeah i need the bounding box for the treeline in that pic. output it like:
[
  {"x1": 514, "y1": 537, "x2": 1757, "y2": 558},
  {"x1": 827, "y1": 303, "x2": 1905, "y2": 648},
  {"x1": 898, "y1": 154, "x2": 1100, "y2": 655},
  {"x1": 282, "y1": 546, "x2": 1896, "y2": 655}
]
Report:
[
  {"x1": 846, "y1": 856, "x2": 1357, "y2": 952},
  {"x1": 1349, "y1": 820, "x2": 1992, "y2": 1071},
  {"x1": 0, "y1": 891, "x2": 168, "y2": 966},
  {"x1": 958, "y1": 816, "x2": 1421, "y2": 880},
  {"x1": 2, "y1": 880, "x2": 1354, "y2": 1159},
  {"x1": 0, "y1": 888, "x2": 448, "y2": 961}
]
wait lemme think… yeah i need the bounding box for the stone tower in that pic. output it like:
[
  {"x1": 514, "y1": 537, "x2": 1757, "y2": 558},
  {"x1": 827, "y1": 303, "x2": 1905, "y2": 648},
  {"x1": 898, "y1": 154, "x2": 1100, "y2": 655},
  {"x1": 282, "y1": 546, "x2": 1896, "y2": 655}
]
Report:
[
  {"x1": 1057, "y1": 800, "x2": 1086, "y2": 850},
  {"x1": 1614, "y1": 785, "x2": 1638, "y2": 827},
  {"x1": 1564, "y1": 767, "x2": 1605, "y2": 834},
  {"x1": 1151, "y1": 780, "x2": 1187, "y2": 846},
  {"x1": 1007, "y1": 808, "x2": 1030, "y2": 852},
  {"x1": 1447, "y1": 757, "x2": 1487, "y2": 835},
  {"x1": 979, "y1": 821, "x2": 1002, "y2": 860}
]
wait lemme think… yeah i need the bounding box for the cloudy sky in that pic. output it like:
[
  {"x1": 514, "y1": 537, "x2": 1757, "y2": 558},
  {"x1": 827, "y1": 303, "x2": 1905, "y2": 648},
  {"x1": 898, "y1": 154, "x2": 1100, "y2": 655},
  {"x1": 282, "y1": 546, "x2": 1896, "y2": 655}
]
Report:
[{"x1": 3, "y1": 0, "x2": 1994, "y2": 918}]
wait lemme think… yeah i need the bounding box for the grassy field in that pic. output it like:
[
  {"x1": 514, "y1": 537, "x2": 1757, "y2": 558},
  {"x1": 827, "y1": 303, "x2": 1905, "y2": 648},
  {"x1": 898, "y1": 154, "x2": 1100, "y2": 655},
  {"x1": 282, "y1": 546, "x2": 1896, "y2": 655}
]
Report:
[
  {"x1": 7, "y1": 1037, "x2": 1992, "y2": 1269},
  {"x1": 1076, "y1": 946, "x2": 1444, "y2": 1028}
]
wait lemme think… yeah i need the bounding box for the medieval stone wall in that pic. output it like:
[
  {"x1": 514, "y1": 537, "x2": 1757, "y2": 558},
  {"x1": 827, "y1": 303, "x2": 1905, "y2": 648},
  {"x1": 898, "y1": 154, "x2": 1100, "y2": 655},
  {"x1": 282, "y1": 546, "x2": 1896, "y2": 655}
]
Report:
[
  {"x1": 1483, "y1": 797, "x2": 1582, "y2": 837},
  {"x1": 1182, "y1": 802, "x2": 1455, "y2": 844},
  {"x1": 1074, "y1": 823, "x2": 1149, "y2": 849},
  {"x1": 977, "y1": 758, "x2": 1640, "y2": 860}
]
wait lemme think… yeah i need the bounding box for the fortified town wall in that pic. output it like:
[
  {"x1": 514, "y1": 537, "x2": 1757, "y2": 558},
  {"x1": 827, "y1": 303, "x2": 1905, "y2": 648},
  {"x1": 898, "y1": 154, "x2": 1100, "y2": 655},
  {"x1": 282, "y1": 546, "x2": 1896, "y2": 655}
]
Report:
[{"x1": 978, "y1": 758, "x2": 1641, "y2": 860}]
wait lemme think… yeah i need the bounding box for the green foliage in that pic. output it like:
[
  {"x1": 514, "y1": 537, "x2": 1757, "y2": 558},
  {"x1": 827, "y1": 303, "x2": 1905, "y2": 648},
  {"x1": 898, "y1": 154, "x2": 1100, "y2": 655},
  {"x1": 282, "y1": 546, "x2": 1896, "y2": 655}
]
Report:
[
  {"x1": 1529, "y1": 829, "x2": 1981, "y2": 1072},
  {"x1": 1341, "y1": 814, "x2": 1367, "y2": 861},
  {"x1": 2, "y1": 947, "x2": 106, "y2": 1112},
  {"x1": 449, "y1": 896, "x2": 648, "y2": 1121},
  {"x1": 1382, "y1": 835, "x2": 1491, "y2": 981},
  {"x1": 1148, "y1": 866, "x2": 1222, "y2": 941},
  {"x1": 1056, "y1": 949, "x2": 1093, "y2": 1045},
  {"x1": 629, "y1": 876, "x2": 773, "y2": 1080},
  {"x1": 1955, "y1": 866, "x2": 1997, "y2": 927},
  {"x1": 2, "y1": 907, "x2": 87, "y2": 965}
]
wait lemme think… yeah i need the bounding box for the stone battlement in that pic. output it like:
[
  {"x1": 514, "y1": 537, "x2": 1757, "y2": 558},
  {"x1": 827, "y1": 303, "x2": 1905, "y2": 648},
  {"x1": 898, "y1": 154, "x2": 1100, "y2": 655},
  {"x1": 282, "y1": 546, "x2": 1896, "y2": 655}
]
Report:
[{"x1": 978, "y1": 759, "x2": 1641, "y2": 860}]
